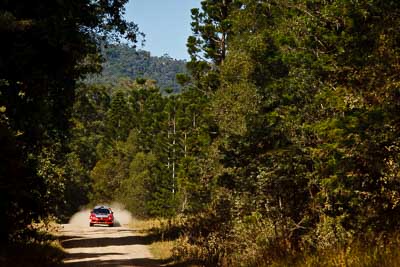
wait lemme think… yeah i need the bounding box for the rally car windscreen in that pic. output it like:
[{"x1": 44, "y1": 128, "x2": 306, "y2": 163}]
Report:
[{"x1": 93, "y1": 208, "x2": 111, "y2": 214}]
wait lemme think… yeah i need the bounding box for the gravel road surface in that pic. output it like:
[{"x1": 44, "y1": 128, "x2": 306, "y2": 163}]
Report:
[{"x1": 59, "y1": 209, "x2": 160, "y2": 267}]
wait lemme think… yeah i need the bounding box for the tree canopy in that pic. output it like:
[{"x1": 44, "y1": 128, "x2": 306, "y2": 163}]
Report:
[
  {"x1": 0, "y1": 0, "x2": 139, "y2": 243},
  {"x1": 2, "y1": 0, "x2": 400, "y2": 266}
]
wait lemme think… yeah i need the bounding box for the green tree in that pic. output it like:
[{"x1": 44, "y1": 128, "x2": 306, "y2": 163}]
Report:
[
  {"x1": 86, "y1": 44, "x2": 187, "y2": 93},
  {"x1": 63, "y1": 83, "x2": 111, "y2": 219},
  {"x1": 187, "y1": 0, "x2": 242, "y2": 93},
  {"x1": 118, "y1": 151, "x2": 158, "y2": 218},
  {"x1": 0, "y1": 0, "x2": 139, "y2": 243},
  {"x1": 106, "y1": 90, "x2": 133, "y2": 142},
  {"x1": 178, "y1": 0, "x2": 400, "y2": 265},
  {"x1": 90, "y1": 140, "x2": 131, "y2": 204},
  {"x1": 188, "y1": 0, "x2": 242, "y2": 64}
]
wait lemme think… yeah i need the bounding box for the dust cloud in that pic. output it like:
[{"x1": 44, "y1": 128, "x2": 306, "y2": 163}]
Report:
[
  {"x1": 68, "y1": 208, "x2": 91, "y2": 226},
  {"x1": 68, "y1": 202, "x2": 133, "y2": 227},
  {"x1": 111, "y1": 203, "x2": 134, "y2": 226}
]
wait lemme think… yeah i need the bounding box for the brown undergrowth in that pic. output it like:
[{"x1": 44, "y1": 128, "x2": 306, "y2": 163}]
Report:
[
  {"x1": 0, "y1": 217, "x2": 65, "y2": 267},
  {"x1": 130, "y1": 217, "x2": 201, "y2": 267}
]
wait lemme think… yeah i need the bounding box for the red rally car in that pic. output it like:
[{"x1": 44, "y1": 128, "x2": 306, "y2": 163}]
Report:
[{"x1": 89, "y1": 205, "x2": 114, "y2": 227}]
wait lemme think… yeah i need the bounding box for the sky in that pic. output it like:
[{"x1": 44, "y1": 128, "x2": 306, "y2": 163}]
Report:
[{"x1": 125, "y1": 0, "x2": 201, "y2": 60}]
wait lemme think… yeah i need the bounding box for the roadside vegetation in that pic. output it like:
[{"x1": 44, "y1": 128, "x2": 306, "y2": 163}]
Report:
[
  {"x1": 0, "y1": 219, "x2": 64, "y2": 267},
  {"x1": 129, "y1": 217, "x2": 400, "y2": 266},
  {"x1": 130, "y1": 218, "x2": 175, "y2": 261},
  {"x1": 129, "y1": 217, "x2": 200, "y2": 267}
]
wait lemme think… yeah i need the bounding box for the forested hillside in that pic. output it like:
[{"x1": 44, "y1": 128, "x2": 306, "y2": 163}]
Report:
[
  {"x1": 86, "y1": 44, "x2": 187, "y2": 93},
  {"x1": 2, "y1": 0, "x2": 400, "y2": 266}
]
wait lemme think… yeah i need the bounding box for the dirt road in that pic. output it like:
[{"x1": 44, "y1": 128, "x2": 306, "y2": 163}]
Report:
[{"x1": 59, "y1": 211, "x2": 160, "y2": 267}]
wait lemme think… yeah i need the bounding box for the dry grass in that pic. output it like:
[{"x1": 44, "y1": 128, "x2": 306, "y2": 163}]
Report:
[
  {"x1": 129, "y1": 218, "x2": 175, "y2": 261},
  {"x1": 296, "y1": 242, "x2": 400, "y2": 267},
  {"x1": 128, "y1": 217, "x2": 202, "y2": 266},
  {"x1": 129, "y1": 218, "x2": 166, "y2": 232},
  {"x1": 150, "y1": 240, "x2": 175, "y2": 260},
  {"x1": 252, "y1": 234, "x2": 400, "y2": 267}
]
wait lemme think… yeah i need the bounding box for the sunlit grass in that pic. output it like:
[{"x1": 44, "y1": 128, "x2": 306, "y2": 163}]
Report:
[
  {"x1": 150, "y1": 240, "x2": 175, "y2": 260},
  {"x1": 245, "y1": 233, "x2": 400, "y2": 267},
  {"x1": 296, "y1": 239, "x2": 400, "y2": 267},
  {"x1": 128, "y1": 217, "x2": 192, "y2": 266},
  {"x1": 129, "y1": 217, "x2": 166, "y2": 232}
]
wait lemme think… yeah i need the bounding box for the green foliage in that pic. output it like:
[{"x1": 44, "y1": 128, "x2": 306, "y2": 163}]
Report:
[
  {"x1": 187, "y1": 0, "x2": 243, "y2": 94},
  {"x1": 118, "y1": 151, "x2": 158, "y2": 217},
  {"x1": 36, "y1": 0, "x2": 400, "y2": 264},
  {"x1": 106, "y1": 90, "x2": 133, "y2": 141},
  {"x1": 86, "y1": 44, "x2": 187, "y2": 93},
  {"x1": 36, "y1": 144, "x2": 67, "y2": 216},
  {"x1": 212, "y1": 82, "x2": 260, "y2": 136},
  {"x1": 175, "y1": 188, "x2": 235, "y2": 266},
  {"x1": 4, "y1": 0, "x2": 399, "y2": 265},
  {"x1": 175, "y1": 0, "x2": 400, "y2": 266},
  {"x1": 0, "y1": 0, "x2": 138, "y2": 243},
  {"x1": 0, "y1": 124, "x2": 43, "y2": 242},
  {"x1": 176, "y1": 73, "x2": 191, "y2": 86},
  {"x1": 188, "y1": 0, "x2": 242, "y2": 64},
  {"x1": 66, "y1": 76, "x2": 213, "y2": 221}
]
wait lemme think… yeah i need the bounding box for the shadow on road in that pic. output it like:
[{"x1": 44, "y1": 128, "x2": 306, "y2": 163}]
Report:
[
  {"x1": 59, "y1": 225, "x2": 171, "y2": 267},
  {"x1": 60, "y1": 233, "x2": 197, "y2": 267},
  {"x1": 62, "y1": 234, "x2": 153, "y2": 248},
  {"x1": 65, "y1": 252, "x2": 124, "y2": 260},
  {"x1": 63, "y1": 257, "x2": 165, "y2": 267}
]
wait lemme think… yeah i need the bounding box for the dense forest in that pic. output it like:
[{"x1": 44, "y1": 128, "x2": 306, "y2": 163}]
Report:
[
  {"x1": 1, "y1": 0, "x2": 400, "y2": 266},
  {"x1": 0, "y1": 0, "x2": 140, "y2": 261},
  {"x1": 85, "y1": 44, "x2": 187, "y2": 93}
]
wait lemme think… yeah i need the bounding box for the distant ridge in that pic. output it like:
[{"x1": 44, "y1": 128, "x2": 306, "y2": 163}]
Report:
[{"x1": 86, "y1": 44, "x2": 187, "y2": 92}]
